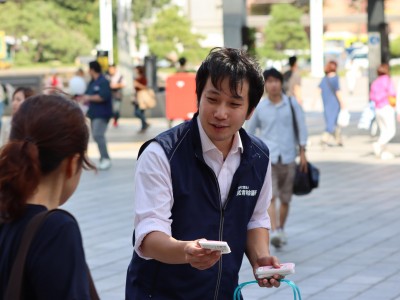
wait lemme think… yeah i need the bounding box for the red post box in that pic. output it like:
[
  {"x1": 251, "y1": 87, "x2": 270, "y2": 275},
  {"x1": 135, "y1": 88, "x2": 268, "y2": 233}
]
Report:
[{"x1": 165, "y1": 73, "x2": 197, "y2": 125}]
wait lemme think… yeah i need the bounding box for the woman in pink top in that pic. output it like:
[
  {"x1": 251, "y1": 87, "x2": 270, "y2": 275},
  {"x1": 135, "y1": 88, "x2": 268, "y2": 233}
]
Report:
[{"x1": 369, "y1": 63, "x2": 396, "y2": 159}]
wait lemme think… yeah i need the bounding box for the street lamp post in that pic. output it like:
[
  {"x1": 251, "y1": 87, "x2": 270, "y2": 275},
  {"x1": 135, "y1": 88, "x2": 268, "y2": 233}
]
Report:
[
  {"x1": 310, "y1": 0, "x2": 324, "y2": 78},
  {"x1": 367, "y1": 0, "x2": 388, "y2": 85},
  {"x1": 99, "y1": 0, "x2": 114, "y2": 66}
]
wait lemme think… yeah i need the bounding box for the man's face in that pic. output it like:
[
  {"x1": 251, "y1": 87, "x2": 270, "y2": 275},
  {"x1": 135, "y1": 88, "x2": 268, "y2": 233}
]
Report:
[
  {"x1": 264, "y1": 76, "x2": 282, "y2": 98},
  {"x1": 108, "y1": 66, "x2": 116, "y2": 75},
  {"x1": 198, "y1": 77, "x2": 253, "y2": 155},
  {"x1": 89, "y1": 68, "x2": 95, "y2": 79}
]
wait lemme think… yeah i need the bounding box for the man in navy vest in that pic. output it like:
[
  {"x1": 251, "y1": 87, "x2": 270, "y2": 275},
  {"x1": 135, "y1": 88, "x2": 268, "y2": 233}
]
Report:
[{"x1": 126, "y1": 48, "x2": 282, "y2": 299}]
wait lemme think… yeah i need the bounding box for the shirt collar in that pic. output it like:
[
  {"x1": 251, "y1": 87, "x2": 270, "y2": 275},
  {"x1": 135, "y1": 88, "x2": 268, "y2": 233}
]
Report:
[
  {"x1": 196, "y1": 117, "x2": 244, "y2": 155},
  {"x1": 265, "y1": 93, "x2": 289, "y2": 106}
]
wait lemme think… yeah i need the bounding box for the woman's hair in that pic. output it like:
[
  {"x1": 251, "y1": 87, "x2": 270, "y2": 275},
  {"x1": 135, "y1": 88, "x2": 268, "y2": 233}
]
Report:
[
  {"x1": 324, "y1": 60, "x2": 338, "y2": 74},
  {"x1": 0, "y1": 94, "x2": 95, "y2": 221},
  {"x1": 377, "y1": 63, "x2": 390, "y2": 76},
  {"x1": 135, "y1": 65, "x2": 145, "y2": 76},
  {"x1": 12, "y1": 87, "x2": 35, "y2": 100}
]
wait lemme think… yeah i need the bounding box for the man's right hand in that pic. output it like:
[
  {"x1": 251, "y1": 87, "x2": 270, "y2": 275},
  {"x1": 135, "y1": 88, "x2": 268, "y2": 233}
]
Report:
[{"x1": 184, "y1": 240, "x2": 221, "y2": 270}]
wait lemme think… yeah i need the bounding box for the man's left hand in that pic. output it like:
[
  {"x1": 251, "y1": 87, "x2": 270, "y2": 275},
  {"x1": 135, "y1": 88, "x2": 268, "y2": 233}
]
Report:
[{"x1": 254, "y1": 256, "x2": 282, "y2": 288}]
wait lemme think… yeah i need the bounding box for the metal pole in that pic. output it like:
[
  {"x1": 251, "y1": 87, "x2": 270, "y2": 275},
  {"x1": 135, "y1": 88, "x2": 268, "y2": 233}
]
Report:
[
  {"x1": 99, "y1": 0, "x2": 114, "y2": 65},
  {"x1": 367, "y1": 0, "x2": 387, "y2": 85},
  {"x1": 310, "y1": 0, "x2": 324, "y2": 77},
  {"x1": 117, "y1": 0, "x2": 134, "y2": 117}
]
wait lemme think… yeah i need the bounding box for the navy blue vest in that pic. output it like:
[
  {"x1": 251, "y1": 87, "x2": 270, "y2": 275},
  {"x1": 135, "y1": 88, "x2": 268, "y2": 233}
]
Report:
[{"x1": 126, "y1": 116, "x2": 270, "y2": 300}]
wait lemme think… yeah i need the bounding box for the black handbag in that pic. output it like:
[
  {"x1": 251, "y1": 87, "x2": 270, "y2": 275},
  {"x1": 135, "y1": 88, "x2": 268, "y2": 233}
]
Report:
[
  {"x1": 288, "y1": 98, "x2": 320, "y2": 196},
  {"x1": 293, "y1": 162, "x2": 320, "y2": 195}
]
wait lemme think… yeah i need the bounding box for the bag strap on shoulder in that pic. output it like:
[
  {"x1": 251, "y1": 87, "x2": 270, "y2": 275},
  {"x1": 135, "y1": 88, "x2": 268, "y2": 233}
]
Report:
[
  {"x1": 288, "y1": 97, "x2": 300, "y2": 147},
  {"x1": 4, "y1": 209, "x2": 99, "y2": 300},
  {"x1": 325, "y1": 76, "x2": 340, "y2": 104}
]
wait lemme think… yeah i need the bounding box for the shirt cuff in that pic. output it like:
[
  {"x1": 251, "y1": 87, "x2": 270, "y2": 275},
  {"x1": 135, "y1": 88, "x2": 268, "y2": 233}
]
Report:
[
  {"x1": 247, "y1": 218, "x2": 271, "y2": 231},
  {"x1": 134, "y1": 219, "x2": 172, "y2": 260}
]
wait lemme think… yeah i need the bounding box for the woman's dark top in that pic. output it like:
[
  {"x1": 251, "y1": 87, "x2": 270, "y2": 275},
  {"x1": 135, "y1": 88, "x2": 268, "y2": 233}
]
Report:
[{"x1": 0, "y1": 204, "x2": 91, "y2": 300}]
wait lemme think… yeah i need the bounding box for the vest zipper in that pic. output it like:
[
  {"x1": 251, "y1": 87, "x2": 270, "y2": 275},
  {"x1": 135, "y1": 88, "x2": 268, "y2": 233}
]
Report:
[
  {"x1": 196, "y1": 155, "x2": 227, "y2": 300},
  {"x1": 213, "y1": 170, "x2": 225, "y2": 300}
]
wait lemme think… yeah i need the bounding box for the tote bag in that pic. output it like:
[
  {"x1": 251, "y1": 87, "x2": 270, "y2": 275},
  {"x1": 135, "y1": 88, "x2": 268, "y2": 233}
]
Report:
[{"x1": 137, "y1": 88, "x2": 156, "y2": 109}]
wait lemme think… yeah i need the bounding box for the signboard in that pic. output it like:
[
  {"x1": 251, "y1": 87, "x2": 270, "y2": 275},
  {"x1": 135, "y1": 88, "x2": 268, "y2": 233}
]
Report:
[
  {"x1": 97, "y1": 50, "x2": 109, "y2": 73},
  {"x1": 368, "y1": 32, "x2": 381, "y2": 83}
]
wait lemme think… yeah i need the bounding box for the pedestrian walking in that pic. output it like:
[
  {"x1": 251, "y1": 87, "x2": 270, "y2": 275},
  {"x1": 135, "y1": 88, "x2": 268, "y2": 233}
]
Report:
[
  {"x1": 0, "y1": 94, "x2": 98, "y2": 299},
  {"x1": 176, "y1": 56, "x2": 188, "y2": 73},
  {"x1": 43, "y1": 69, "x2": 64, "y2": 94},
  {"x1": 79, "y1": 61, "x2": 113, "y2": 170},
  {"x1": 283, "y1": 56, "x2": 303, "y2": 106},
  {"x1": 106, "y1": 64, "x2": 126, "y2": 127},
  {"x1": 247, "y1": 68, "x2": 308, "y2": 249},
  {"x1": 370, "y1": 63, "x2": 397, "y2": 160},
  {"x1": 125, "y1": 47, "x2": 282, "y2": 299},
  {"x1": 0, "y1": 87, "x2": 35, "y2": 147},
  {"x1": 319, "y1": 60, "x2": 346, "y2": 146},
  {"x1": 68, "y1": 68, "x2": 88, "y2": 114},
  {"x1": 132, "y1": 65, "x2": 150, "y2": 133}
]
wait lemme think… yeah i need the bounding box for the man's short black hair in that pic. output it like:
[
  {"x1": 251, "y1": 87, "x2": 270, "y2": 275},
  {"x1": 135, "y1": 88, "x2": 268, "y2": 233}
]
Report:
[
  {"x1": 263, "y1": 68, "x2": 283, "y2": 83},
  {"x1": 89, "y1": 61, "x2": 102, "y2": 74},
  {"x1": 196, "y1": 47, "x2": 264, "y2": 115},
  {"x1": 288, "y1": 56, "x2": 297, "y2": 67},
  {"x1": 178, "y1": 57, "x2": 187, "y2": 67}
]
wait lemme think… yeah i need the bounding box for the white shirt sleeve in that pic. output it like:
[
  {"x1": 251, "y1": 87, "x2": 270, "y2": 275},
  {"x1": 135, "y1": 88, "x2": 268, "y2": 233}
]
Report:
[
  {"x1": 247, "y1": 160, "x2": 272, "y2": 230},
  {"x1": 134, "y1": 142, "x2": 174, "y2": 259}
]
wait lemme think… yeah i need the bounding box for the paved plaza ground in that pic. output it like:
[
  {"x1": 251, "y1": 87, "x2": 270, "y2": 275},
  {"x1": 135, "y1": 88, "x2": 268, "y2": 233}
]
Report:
[{"x1": 61, "y1": 75, "x2": 400, "y2": 299}]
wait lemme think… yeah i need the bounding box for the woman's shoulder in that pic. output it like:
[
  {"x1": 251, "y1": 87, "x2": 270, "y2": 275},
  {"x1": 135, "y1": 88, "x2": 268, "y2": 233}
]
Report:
[
  {"x1": 40, "y1": 209, "x2": 79, "y2": 230},
  {"x1": 30, "y1": 209, "x2": 83, "y2": 255}
]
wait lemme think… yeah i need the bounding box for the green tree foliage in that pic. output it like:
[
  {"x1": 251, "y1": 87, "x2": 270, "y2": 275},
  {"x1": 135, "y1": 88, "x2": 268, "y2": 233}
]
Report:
[
  {"x1": 390, "y1": 37, "x2": 400, "y2": 58},
  {"x1": 258, "y1": 4, "x2": 309, "y2": 60},
  {"x1": 146, "y1": 6, "x2": 204, "y2": 63},
  {"x1": 0, "y1": 0, "x2": 97, "y2": 65},
  {"x1": 132, "y1": 0, "x2": 170, "y2": 22},
  {"x1": 132, "y1": 0, "x2": 171, "y2": 50}
]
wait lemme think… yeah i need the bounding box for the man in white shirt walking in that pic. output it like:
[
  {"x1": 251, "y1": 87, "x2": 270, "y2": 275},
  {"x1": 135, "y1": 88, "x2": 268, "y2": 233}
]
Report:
[{"x1": 247, "y1": 68, "x2": 308, "y2": 249}]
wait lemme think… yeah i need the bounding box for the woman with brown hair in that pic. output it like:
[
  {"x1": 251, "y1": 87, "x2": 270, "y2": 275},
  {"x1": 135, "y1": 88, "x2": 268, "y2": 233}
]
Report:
[
  {"x1": 318, "y1": 60, "x2": 346, "y2": 146},
  {"x1": 370, "y1": 63, "x2": 397, "y2": 159},
  {"x1": 0, "y1": 87, "x2": 35, "y2": 147},
  {"x1": 0, "y1": 94, "x2": 98, "y2": 299},
  {"x1": 133, "y1": 65, "x2": 150, "y2": 133}
]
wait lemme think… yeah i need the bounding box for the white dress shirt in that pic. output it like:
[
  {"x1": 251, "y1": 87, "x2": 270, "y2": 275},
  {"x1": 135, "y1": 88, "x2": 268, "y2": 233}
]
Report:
[
  {"x1": 134, "y1": 118, "x2": 272, "y2": 259},
  {"x1": 246, "y1": 94, "x2": 308, "y2": 164}
]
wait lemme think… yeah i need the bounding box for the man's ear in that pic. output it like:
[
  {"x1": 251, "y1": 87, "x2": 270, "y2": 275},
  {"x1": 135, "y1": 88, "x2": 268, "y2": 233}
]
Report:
[
  {"x1": 65, "y1": 154, "x2": 81, "y2": 179},
  {"x1": 246, "y1": 107, "x2": 256, "y2": 121}
]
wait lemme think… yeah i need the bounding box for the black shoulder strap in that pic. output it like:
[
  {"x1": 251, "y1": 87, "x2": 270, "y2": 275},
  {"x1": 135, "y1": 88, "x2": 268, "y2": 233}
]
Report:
[
  {"x1": 288, "y1": 97, "x2": 299, "y2": 147},
  {"x1": 4, "y1": 209, "x2": 99, "y2": 300},
  {"x1": 325, "y1": 76, "x2": 340, "y2": 103}
]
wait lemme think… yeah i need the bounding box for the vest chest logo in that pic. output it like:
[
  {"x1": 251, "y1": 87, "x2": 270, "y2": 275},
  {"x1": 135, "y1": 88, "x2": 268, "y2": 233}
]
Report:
[{"x1": 236, "y1": 185, "x2": 257, "y2": 197}]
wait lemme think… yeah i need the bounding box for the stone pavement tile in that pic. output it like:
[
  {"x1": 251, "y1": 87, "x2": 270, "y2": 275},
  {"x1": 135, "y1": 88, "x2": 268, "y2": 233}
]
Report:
[
  {"x1": 351, "y1": 280, "x2": 400, "y2": 300},
  {"x1": 95, "y1": 272, "x2": 126, "y2": 299},
  {"x1": 100, "y1": 291, "x2": 125, "y2": 300},
  {"x1": 307, "y1": 291, "x2": 359, "y2": 300},
  {"x1": 323, "y1": 282, "x2": 371, "y2": 293}
]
